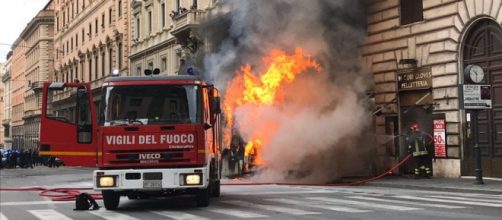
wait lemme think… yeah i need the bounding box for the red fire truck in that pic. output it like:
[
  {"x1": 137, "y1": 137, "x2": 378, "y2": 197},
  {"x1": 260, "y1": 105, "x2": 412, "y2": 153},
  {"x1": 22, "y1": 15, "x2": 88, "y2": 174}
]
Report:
[{"x1": 39, "y1": 75, "x2": 223, "y2": 209}]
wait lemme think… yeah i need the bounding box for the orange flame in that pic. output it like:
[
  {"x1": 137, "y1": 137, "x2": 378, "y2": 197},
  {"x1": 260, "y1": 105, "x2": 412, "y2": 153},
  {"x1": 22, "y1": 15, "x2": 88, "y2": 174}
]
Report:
[{"x1": 223, "y1": 48, "x2": 320, "y2": 166}]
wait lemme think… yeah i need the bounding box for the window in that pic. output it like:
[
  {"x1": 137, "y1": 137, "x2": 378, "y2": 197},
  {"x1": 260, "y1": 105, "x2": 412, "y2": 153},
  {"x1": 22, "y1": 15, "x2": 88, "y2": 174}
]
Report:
[
  {"x1": 148, "y1": 10, "x2": 152, "y2": 33},
  {"x1": 118, "y1": 43, "x2": 123, "y2": 69},
  {"x1": 89, "y1": 23, "x2": 92, "y2": 39},
  {"x1": 75, "y1": 33, "x2": 78, "y2": 47},
  {"x1": 95, "y1": 54, "x2": 98, "y2": 79},
  {"x1": 400, "y1": 0, "x2": 423, "y2": 25},
  {"x1": 136, "y1": 17, "x2": 141, "y2": 39},
  {"x1": 118, "y1": 0, "x2": 122, "y2": 17},
  {"x1": 89, "y1": 57, "x2": 93, "y2": 81},
  {"x1": 148, "y1": 61, "x2": 154, "y2": 71},
  {"x1": 83, "y1": 0, "x2": 85, "y2": 8},
  {"x1": 95, "y1": 19, "x2": 98, "y2": 33},
  {"x1": 102, "y1": 51, "x2": 106, "y2": 77},
  {"x1": 136, "y1": 65, "x2": 142, "y2": 76},
  {"x1": 161, "y1": 3, "x2": 165, "y2": 28},
  {"x1": 71, "y1": 37, "x2": 73, "y2": 51},
  {"x1": 63, "y1": 11, "x2": 66, "y2": 26},
  {"x1": 56, "y1": 15, "x2": 59, "y2": 31},
  {"x1": 109, "y1": 8, "x2": 112, "y2": 24},
  {"x1": 82, "y1": 28, "x2": 85, "y2": 42},
  {"x1": 161, "y1": 57, "x2": 167, "y2": 72},
  {"x1": 76, "y1": 0, "x2": 79, "y2": 14},
  {"x1": 109, "y1": 47, "x2": 113, "y2": 73},
  {"x1": 102, "y1": 13, "x2": 105, "y2": 30}
]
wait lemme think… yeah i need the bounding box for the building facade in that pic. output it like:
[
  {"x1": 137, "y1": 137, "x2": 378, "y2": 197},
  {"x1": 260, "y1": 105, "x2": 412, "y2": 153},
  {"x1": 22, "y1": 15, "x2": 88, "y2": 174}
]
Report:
[
  {"x1": 130, "y1": 0, "x2": 214, "y2": 76},
  {"x1": 18, "y1": 2, "x2": 56, "y2": 151},
  {"x1": 364, "y1": 0, "x2": 502, "y2": 177},
  {"x1": 1, "y1": 52, "x2": 12, "y2": 150},
  {"x1": 0, "y1": 63, "x2": 5, "y2": 148},
  {"x1": 10, "y1": 37, "x2": 27, "y2": 151},
  {"x1": 53, "y1": 0, "x2": 132, "y2": 113}
]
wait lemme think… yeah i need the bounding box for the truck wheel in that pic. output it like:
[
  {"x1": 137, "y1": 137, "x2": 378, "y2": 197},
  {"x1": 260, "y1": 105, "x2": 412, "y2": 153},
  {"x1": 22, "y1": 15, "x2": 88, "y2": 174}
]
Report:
[
  {"x1": 210, "y1": 180, "x2": 220, "y2": 197},
  {"x1": 196, "y1": 187, "x2": 210, "y2": 207},
  {"x1": 102, "y1": 190, "x2": 120, "y2": 210}
]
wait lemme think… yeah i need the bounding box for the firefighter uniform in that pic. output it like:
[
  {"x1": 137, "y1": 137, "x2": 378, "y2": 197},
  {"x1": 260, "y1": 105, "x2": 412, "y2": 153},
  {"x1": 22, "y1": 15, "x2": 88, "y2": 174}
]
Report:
[{"x1": 407, "y1": 124, "x2": 432, "y2": 177}]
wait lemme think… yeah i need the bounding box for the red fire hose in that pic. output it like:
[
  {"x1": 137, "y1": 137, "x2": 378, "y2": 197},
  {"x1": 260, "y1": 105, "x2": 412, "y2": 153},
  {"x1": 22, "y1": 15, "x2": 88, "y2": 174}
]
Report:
[{"x1": 0, "y1": 154, "x2": 412, "y2": 201}]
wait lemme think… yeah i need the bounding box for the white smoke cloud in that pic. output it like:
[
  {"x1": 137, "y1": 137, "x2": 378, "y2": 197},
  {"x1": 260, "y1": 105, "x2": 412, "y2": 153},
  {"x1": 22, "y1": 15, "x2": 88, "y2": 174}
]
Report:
[{"x1": 201, "y1": 0, "x2": 373, "y2": 182}]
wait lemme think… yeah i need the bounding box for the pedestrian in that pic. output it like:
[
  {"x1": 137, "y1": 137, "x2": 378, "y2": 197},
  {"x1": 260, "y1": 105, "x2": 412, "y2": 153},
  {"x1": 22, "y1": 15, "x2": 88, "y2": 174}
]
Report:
[
  {"x1": 406, "y1": 123, "x2": 432, "y2": 178},
  {"x1": 236, "y1": 143, "x2": 245, "y2": 176},
  {"x1": 27, "y1": 149, "x2": 34, "y2": 168}
]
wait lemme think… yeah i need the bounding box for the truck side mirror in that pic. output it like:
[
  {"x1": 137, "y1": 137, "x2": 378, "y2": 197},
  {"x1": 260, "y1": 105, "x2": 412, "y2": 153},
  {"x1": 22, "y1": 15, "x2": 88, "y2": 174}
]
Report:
[{"x1": 211, "y1": 96, "x2": 221, "y2": 114}]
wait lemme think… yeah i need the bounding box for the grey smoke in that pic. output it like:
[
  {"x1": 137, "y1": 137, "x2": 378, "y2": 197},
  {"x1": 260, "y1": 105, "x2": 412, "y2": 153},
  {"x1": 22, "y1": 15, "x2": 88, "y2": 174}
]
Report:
[{"x1": 201, "y1": 0, "x2": 375, "y2": 182}]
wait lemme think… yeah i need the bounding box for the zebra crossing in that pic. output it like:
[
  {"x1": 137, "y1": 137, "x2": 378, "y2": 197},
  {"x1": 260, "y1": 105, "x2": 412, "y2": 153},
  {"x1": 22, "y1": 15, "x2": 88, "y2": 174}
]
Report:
[{"x1": 1, "y1": 192, "x2": 501, "y2": 220}]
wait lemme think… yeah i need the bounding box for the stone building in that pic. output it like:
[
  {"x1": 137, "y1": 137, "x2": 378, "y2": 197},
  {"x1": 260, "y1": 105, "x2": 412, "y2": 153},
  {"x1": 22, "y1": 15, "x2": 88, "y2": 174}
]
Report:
[
  {"x1": 17, "y1": 1, "x2": 56, "y2": 151},
  {"x1": 10, "y1": 37, "x2": 27, "y2": 151},
  {"x1": 130, "y1": 0, "x2": 214, "y2": 76},
  {"x1": 364, "y1": 0, "x2": 502, "y2": 177},
  {"x1": 53, "y1": 0, "x2": 132, "y2": 111},
  {"x1": 1, "y1": 52, "x2": 12, "y2": 150},
  {"x1": 0, "y1": 63, "x2": 5, "y2": 148}
]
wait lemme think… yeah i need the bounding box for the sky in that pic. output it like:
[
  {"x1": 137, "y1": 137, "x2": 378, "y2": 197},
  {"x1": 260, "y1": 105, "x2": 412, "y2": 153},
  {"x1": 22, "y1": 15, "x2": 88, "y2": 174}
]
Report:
[{"x1": 0, "y1": 0, "x2": 50, "y2": 63}]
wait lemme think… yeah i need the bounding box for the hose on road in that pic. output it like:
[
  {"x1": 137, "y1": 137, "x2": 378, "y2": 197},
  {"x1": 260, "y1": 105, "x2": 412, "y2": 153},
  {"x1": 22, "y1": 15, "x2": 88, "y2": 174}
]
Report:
[{"x1": 0, "y1": 154, "x2": 412, "y2": 201}]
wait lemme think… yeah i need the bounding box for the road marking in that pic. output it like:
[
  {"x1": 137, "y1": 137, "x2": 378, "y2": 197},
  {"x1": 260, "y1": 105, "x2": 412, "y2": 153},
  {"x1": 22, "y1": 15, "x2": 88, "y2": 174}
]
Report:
[
  {"x1": 0, "y1": 201, "x2": 73, "y2": 206},
  {"x1": 229, "y1": 190, "x2": 333, "y2": 195},
  {"x1": 0, "y1": 212, "x2": 8, "y2": 220},
  {"x1": 266, "y1": 198, "x2": 371, "y2": 213},
  {"x1": 222, "y1": 200, "x2": 320, "y2": 215},
  {"x1": 394, "y1": 196, "x2": 502, "y2": 207},
  {"x1": 28, "y1": 209, "x2": 72, "y2": 220},
  {"x1": 89, "y1": 209, "x2": 140, "y2": 220},
  {"x1": 348, "y1": 196, "x2": 465, "y2": 209},
  {"x1": 426, "y1": 195, "x2": 502, "y2": 204},
  {"x1": 307, "y1": 197, "x2": 420, "y2": 211},
  {"x1": 150, "y1": 211, "x2": 209, "y2": 220},
  {"x1": 208, "y1": 207, "x2": 268, "y2": 218}
]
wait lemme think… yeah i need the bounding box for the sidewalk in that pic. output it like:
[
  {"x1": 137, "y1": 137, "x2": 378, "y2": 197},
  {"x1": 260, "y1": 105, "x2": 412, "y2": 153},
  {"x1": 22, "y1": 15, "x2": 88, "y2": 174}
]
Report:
[{"x1": 367, "y1": 175, "x2": 502, "y2": 194}]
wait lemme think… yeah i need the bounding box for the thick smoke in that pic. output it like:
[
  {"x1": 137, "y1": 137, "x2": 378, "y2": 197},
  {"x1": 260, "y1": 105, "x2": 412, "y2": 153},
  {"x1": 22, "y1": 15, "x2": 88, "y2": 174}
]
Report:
[{"x1": 201, "y1": 0, "x2": 375, "y2": 182}]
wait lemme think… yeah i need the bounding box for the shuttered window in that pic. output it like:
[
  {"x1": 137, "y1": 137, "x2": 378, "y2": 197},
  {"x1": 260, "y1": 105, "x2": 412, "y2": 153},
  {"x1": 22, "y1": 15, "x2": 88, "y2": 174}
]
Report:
[{"x1": 400, "y1": 0, "x2": 423, "y2": 25}]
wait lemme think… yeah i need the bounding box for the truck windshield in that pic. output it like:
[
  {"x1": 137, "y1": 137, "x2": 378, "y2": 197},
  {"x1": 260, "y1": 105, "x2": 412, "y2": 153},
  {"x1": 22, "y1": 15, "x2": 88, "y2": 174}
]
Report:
[{"x1": 99, "y1": 85, "x2": 201, "y2": 126}]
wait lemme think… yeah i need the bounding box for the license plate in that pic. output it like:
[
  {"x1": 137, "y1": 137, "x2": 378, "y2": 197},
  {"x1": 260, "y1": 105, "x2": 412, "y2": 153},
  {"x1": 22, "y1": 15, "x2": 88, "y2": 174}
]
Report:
[{"x1": 143, "y1": 180, "x2": 162, "y2": 188}]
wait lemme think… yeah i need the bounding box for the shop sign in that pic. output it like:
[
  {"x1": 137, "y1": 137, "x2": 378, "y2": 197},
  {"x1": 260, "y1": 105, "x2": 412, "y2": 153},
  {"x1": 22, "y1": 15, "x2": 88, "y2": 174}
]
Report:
[
  {"x1": 433, "y1": 119, "x2": 446, "y2": 158},
  {"x1": 397, "y1": 67, "x2": 432, "y2": 91},
  {"x1": 460, "y1": 84, "x2": 492, "y2": 110}
]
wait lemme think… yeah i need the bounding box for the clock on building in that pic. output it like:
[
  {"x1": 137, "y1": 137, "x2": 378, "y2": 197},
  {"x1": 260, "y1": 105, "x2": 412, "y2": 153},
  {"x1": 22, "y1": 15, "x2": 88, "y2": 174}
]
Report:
[{"x1": 464, "y1": 64, "x2": 485, "y2": 84}]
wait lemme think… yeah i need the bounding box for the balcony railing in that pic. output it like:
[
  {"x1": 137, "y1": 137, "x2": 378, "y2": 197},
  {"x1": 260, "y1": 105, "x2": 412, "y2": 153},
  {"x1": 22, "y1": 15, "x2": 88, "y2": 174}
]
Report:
[{"x1": 171, "y1": 9, "x2": 204, "y2": 34}]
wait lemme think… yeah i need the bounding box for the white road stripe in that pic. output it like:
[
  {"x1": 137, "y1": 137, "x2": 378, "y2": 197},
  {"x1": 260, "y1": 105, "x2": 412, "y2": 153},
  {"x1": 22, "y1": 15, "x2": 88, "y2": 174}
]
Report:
[
  {"x1": 89, "y1": 209, "x2": 140, "y2": 220},
  {"x1": 151, "y1": 211, "x2": 208, "y2": 220},
  {"x1": 222, "y1": 200, "x2": 320, "y2": 215},
  {"x1": 427, "y1": 195, "x2": 502, "y2": 204},
  {"x1": 307, "y1": 197, "x2": 420, "y2": 211},
  {"x1": 229, "y1": 190, "x2": 333, "y2": 195},
  {"x1": 266, "y1": 198, "x2": 371, "y2": 213},
  {"x1": 394, "y1": 196, "x2": 502, "y2": 207},
  {"x1": 0, "y1": 201, "x2": 73, "y2": 206},
  {"x1": 28, "y1": 209, "x2": 72, "y2": 220},
  {"x1": 208, "y1": 207, "x2": 268, "y2": 218},
  {"x1": 348, "y1": 196, "x2": 465, "y2": 209},
  {"x1": 0, "y1": 212, "x2": 8, "y2": 220}
]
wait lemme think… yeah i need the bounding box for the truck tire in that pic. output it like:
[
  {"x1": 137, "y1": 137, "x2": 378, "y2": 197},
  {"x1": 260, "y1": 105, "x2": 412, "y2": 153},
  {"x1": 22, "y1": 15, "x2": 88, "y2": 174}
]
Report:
[
  {"x1": 196, "y1": 187, "x2": 210, "y2": 207},
  {"x1": 210, "y1": 180, "x2": 220, "y2": 197},
  {"x1": 102, "y1": 190, "x2": 120, "y2": 210}
]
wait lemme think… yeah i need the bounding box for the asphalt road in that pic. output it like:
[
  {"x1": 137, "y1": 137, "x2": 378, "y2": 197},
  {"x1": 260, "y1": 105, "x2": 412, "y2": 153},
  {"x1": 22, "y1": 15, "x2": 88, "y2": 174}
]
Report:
[{"x1": 1, "y1": 167, "x2": 501, "y2": 220}]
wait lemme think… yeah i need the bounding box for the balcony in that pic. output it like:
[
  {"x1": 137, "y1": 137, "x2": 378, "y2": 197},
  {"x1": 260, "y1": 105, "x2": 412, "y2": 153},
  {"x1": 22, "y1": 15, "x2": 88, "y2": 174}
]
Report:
[
  {"x1": 171, "y1": 9, "x2": 204, "y2": 37},
  {"x1": 31, "y1": 81, "x2": 44, "y2": 93}
]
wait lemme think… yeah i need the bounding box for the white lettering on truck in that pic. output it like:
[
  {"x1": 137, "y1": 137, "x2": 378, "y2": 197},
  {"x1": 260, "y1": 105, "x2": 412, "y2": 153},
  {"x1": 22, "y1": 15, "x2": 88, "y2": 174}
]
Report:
[{"x1": 105, "y1": 134, "x2": 194, "y2": 145}]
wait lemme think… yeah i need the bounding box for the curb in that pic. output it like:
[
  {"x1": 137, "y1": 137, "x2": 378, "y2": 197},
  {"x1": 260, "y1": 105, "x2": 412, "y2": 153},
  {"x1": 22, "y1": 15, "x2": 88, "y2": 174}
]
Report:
[{"x1": 365, "y1": 182, "x2": 502, "y2": 194}]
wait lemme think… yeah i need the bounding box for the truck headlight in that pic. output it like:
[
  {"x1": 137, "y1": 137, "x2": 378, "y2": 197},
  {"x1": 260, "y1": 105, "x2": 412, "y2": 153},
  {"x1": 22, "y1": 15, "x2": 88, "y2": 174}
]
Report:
[
  {"x1": 98, "y1": 176, "x2": 116, "y2": 187},
  {"x1": 184, "y1": 174, "x2": 201, "y2": 185}
]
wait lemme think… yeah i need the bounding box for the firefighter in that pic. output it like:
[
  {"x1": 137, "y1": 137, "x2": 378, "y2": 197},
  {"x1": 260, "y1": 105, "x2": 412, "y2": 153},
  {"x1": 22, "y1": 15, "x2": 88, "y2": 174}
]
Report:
[{"x1": 406, "y1": 123, "x2": 432, "y2": 178}]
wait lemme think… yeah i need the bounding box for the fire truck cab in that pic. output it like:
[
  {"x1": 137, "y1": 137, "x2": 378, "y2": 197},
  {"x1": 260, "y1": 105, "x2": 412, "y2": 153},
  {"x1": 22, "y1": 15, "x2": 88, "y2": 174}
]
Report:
[{"x1": 39, "y1": 75, "x2": 222, "y2": 209}]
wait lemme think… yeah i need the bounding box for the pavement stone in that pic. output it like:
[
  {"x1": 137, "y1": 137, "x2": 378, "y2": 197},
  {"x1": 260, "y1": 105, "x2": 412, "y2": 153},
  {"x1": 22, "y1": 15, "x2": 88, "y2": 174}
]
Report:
[{"x1": 366, "y1": 175, "x2": 502, "y2": 194}]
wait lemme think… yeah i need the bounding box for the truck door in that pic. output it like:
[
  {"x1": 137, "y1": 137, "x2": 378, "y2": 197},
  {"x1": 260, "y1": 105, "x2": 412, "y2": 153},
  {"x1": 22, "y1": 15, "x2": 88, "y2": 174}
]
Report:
[{"x1": 39, "y1": 82, "x2": 97, "y2": 166}]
